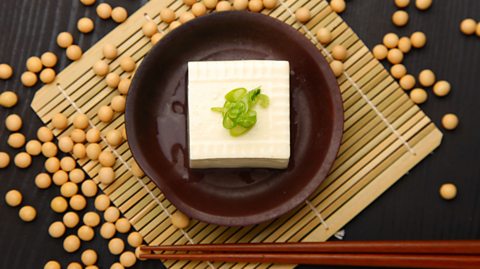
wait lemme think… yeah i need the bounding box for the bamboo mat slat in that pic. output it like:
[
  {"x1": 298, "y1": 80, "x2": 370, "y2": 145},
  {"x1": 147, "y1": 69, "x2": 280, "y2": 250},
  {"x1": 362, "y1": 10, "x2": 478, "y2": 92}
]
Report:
[{"x1": 31, "y1": 0, "x2": 442, "y2": 268}]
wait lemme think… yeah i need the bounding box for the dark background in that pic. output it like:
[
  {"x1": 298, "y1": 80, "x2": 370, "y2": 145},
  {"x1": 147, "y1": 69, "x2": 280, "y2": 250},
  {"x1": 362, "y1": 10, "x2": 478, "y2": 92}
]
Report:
[{"x1": 0, "y1": 0, "x2": 479, "y2": 268}]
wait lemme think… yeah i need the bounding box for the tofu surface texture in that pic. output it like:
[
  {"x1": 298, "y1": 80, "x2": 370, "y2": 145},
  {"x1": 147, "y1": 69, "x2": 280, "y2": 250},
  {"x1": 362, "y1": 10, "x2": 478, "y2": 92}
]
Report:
[{"x1": 188, "y1": 60, "x2": 290, "y2": 169}]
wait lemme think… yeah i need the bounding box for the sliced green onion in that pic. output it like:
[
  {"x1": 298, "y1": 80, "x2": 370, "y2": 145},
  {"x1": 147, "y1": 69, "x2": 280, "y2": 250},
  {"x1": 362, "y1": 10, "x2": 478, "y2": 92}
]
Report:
[
  {"x1": 229, "y1": 125, "x2": 249, "y2": 136},
  {"x1": 223, "y1": 114, "x2": 236, "y2": 129},
  {"x1": 247, "y1": 87, "x2": 261, "y2": 104},
  {"x1": 225, "y1": 88, "x2": 247, "y2": 102},
  {"x1": 258, "y1": 94, "x2": 269, "y2": 108},
  {"x1": 212, "y1": 86, "x2": 270, "y2": 137},
  {"x1": 237, "y1": 110, "x2": 257, "y2": 128},
  {"x1": 211, "y1": 107, "x2": 224, "y2": 113}
]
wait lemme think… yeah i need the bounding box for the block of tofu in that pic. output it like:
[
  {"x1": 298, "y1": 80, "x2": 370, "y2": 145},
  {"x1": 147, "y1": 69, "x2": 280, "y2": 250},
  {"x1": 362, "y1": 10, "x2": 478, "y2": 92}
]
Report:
[{"x1": 187, "y1": 60, "x2": 290, "y2": 169}]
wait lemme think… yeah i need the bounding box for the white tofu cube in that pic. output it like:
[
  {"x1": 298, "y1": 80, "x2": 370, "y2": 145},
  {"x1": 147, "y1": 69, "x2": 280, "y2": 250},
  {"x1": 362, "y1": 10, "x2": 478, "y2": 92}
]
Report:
[{"x1": 187, "y1": 60, "x2": 290, "y2": 169}]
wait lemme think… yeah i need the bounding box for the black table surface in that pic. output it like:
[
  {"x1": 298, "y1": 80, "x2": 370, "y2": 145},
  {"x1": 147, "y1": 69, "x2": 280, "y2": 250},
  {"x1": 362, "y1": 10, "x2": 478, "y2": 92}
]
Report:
[{"x1": 0, "y1": 0, "x2": 479, "y2": 268}]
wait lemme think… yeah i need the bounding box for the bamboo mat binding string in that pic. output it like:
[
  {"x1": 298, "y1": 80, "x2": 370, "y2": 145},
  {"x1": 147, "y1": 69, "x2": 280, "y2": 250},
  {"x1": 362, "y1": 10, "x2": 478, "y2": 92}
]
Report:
[
  {"x1": 56, "y1": 82, "x2": 216, "y2": 269},
  {"x1": 54, "y1": 83, "x2": 188, "y2": 237},
  {"x1": 58, "y1": 5, "x2": 217, "y2": 269},
  {"x1": 144, "y1": 4, "x2": 341, "y2": 241},
  {"x1": 276, "y1": 0, "x2": 416, "y2": 235},
  {"x1": 277, "y1": 0, "x2": 415, "y2": 155},
  {"x1": 30, "y1": 0, "x2": 443, "y2": 269}
]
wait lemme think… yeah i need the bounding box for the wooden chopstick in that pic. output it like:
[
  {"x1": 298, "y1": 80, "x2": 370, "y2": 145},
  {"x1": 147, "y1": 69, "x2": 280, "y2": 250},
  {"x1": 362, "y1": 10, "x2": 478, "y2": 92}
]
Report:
[
  {"x1": 139, "y1": 241, "x2": 480, "y2": 269},
  {"x1": 140, "y1": 240, "x2": 480, "y2": 254},
  {"x1": 139, "y1": 253, "x2": 480, "y2": 269}
]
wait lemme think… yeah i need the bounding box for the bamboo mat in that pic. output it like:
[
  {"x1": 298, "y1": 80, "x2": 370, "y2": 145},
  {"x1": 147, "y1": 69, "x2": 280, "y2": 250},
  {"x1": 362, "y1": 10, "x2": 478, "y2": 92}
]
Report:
[{"x1": 31, "y1": 0, "x2": 442, "y2": 268}]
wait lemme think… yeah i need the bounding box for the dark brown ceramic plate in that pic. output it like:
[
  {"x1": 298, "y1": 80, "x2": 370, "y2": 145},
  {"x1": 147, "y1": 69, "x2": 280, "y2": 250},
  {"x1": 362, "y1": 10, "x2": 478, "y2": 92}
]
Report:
[{"x1": 126, "y1": 11, "x2": 343, "y2": 226}]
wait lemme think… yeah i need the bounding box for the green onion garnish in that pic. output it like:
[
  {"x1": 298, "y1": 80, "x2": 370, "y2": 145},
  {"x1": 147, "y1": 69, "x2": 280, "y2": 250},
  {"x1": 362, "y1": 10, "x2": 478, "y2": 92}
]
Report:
[{"x1": 211, "y1": 86, "x2": 270, "y2": 137}]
